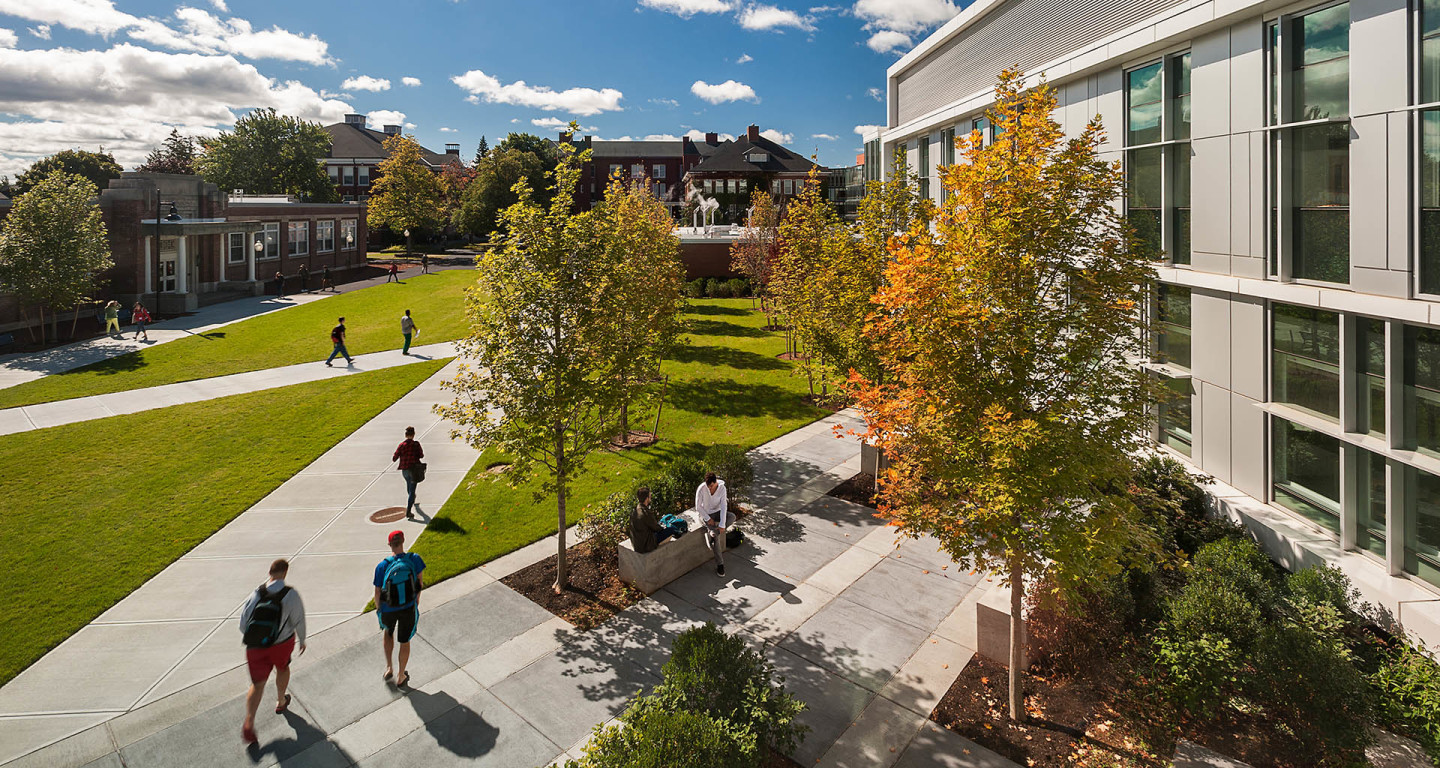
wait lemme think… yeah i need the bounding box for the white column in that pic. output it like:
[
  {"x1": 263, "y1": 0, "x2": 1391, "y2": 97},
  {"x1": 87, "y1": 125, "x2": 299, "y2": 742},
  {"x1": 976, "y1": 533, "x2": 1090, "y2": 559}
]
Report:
[
  {"x1": 143, "y1": 236, "x2": 152, "y2": 295},
  {"x1": 176, "y1": 235, "x2": 188, "y2": 294},
  {"x1": 247, "y1": 234, "x2": 257, "y2": 283}
]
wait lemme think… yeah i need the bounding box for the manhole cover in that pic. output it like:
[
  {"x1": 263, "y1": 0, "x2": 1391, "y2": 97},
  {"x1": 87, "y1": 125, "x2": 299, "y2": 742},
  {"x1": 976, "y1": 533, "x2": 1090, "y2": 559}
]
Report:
[{"x1": 369, "y1": 507, "x2": 408, "y2": 523}]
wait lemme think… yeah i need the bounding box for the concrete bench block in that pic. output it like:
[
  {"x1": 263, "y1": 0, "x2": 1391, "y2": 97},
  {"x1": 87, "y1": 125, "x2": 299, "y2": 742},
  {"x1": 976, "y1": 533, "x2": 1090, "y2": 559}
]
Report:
[
  {"x1": 975, "y1": 583, "x2": 1026, "y2": 670},
  {"x1": 618, "y1": 510, "x2": 725, "y2": 595}
]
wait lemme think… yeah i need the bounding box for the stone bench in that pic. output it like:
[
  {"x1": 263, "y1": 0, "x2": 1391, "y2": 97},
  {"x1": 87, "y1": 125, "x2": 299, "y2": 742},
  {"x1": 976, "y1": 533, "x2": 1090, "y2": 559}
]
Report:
[{"x1": 618, "y1": 509, "x2": 726, "y2": 595}]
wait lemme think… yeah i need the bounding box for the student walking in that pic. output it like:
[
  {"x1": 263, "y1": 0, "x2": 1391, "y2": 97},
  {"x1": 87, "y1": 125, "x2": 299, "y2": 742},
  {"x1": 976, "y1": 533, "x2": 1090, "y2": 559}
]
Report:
[
  {"x1": 131, "y1": 302, "x2": 151, "y2": 341},
  {"x1": 392, "y1": 426, "x2": 425, "y2": 519},
  {"x1": 695, "y1": 472, "x2": 731, "y2": 576},
  {"x1": 400, "y1": 310, "x2": 417, "y2": 355},
  {"x1": 274, "y1": 271, "x2": 285, "y2": 298},
  {"x1": 298, "y1": 264, "x2": 310, "y2": 294},
  {"x1": 322, "y1": 265, "x2": 333, "y2": 293},
  {"x1": 420, "y1": 253, "x2": 429, "y2": 274},
  {"x1": 375, "y1": 530, "x2": 425, "y2": 688},
  {"x1": 103, "y1": 300, "x2": 121, "y2": 337},
  {"x1": 239, "y1": 558, "x2": 306, "y2": 744},
  {"x1": 387, "y1": 263, "x2": 399, "y2": 283},
  {"x1": 325, "y1": 317, "x2": 353, "y2": 367}
]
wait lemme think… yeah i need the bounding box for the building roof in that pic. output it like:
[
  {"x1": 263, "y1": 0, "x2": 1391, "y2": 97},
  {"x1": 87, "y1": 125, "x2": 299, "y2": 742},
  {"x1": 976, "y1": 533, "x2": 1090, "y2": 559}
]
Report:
[
  {"x1": 323, "y1": 122, "x2": 458, "y2": 167},
  {"x1": 687, "y1": 134, "x2": 820, "y2": 175},
  {"x1": 553, "y1": 136, "x2": 725, "y2": 160}
]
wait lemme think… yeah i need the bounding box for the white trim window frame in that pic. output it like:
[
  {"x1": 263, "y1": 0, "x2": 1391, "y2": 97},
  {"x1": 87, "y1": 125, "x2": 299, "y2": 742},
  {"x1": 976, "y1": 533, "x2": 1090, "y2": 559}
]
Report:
[
  {"x1": 288, "y1": 221, "x2": 309, "y2": 257},
  {"x1": 227, "y1": 232, "x2": 247, "y2": 264},
  {"x1": 316, "y1": 220, "x2": 335, "y2": 253}
]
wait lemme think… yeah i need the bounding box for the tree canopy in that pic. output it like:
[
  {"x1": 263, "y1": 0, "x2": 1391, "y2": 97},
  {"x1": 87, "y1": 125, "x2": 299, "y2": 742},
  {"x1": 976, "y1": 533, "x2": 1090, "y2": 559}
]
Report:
[
  {"x1": 367, "y1": 134, "x2": 445, "y2": 237},
  {"x1": 135, "y1": 129, "x2": 198, "y2": 175},
  {"x1": 454, "y1": 138, "x2": 557, "y2": 240},
  {"x1": 195, "y1": 108, "x2": 337, "y2": 202},
  {"x1": 14, "y1": 150, "x2": 122, "y2": 198}
]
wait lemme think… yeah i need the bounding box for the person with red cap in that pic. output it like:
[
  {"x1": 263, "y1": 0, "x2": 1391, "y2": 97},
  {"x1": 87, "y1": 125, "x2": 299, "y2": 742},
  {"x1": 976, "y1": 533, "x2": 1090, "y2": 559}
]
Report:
[{"x1": 374, "y1": 529, "x2": 425, "y2": 687}]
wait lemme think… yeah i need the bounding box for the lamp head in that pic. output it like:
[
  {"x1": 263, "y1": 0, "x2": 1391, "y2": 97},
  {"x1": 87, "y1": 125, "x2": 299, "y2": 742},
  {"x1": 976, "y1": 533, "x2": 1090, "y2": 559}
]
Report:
[
  {"x1": 164, "y1": 203, "x2": 181, "y2": 221},
  {"x1": 403, "y1": 229, "x2": 410, "y2": 237}
]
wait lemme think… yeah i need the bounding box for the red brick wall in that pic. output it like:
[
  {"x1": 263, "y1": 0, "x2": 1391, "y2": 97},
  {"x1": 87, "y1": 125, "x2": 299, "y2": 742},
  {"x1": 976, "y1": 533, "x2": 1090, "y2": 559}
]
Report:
[{"x1": 679, "y1": 240, "x2": 739, "y2": 279}]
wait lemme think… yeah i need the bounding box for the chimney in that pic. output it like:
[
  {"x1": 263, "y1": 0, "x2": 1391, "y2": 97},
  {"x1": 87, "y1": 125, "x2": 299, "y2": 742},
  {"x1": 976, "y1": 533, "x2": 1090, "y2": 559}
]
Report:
[
  {"x1": 559, "y1": 131, "x2": 572, "y2": 143},
  {"x1": 746, "y1": 124, "x2": 760, "y2": 142},
  {"x1": 344, "y1": 113, "x2": 367, "y2": 127},
  {"x1": 705, "y1": 132, "x2": 718, "y2": 144},
  {"x1": 383, "y1": 124, "x2": 401, "y2": 136},
  {"x1": 682, "y1": 136, "x2": 693, "y2": 150},
  {"x1": 583, "y1": 136, "x2": 592, "y2": 148},
  {"x1": 445, "y1": 143, "x2": 460, "y2": 156}
]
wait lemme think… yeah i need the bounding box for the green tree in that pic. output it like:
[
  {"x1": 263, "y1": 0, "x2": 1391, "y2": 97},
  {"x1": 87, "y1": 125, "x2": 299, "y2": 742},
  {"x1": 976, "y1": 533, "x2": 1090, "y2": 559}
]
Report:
[
  {"x1": 135, "y1": 129, "x2": 198, "y2": 175},
  {"x1": 14, "y1": 150, "x2": 122, "y2": 198},
  {"x1": 195, "y1": 108, "x2": 337, "y2": 202},
  {"x1": 367, "y1": 134, "x2": 445, "y2": 254},
  {"x1": 474, "y1": 136, "x2": 489, "y2": 166},
  {"x1": 729, "y1": 186, "x2": 780, "y2": 312},
  {"x1": 454, "y1": 146, "x2": 556, "y2": 239},
  {"x1": 437, "y1": 137, "x2": 619, "y2": 591},
  {"x1": 495, "y1": 132, "x2": 558, "y2": 161},
  {"x1": 847, "y1": 71, "x2": 1159, "y2": 721},
  {"x1": 0, "y1": 171, "x2": 113, "y2": 342}
]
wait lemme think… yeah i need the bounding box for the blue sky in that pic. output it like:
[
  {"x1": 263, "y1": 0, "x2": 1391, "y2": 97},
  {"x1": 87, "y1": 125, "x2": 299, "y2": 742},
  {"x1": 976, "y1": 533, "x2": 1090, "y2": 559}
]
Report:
[{"x1": 0, "y1": 0, "x2": 965, "y2": 178}]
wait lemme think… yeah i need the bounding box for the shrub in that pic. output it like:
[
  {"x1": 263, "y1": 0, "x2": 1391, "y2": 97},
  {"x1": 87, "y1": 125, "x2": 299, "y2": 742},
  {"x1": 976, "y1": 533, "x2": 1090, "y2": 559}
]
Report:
[
  {"x1": 724, "y1": 278, "x2": 750, "y2": 298},
  {"x1": 702, "y1": 443, "x2": 753, "y2": 505},
  {"x1": 1259, "y1": 621, "x2": 1373, "y2": 763},
  {"x1": 652, "y1": 623, "x2": 807, "y2": 759},
  {"x1": 1373, "y1": 639, "x2": 1440, "y2": 760},
  {"x1": 1129, "y1": 455, "x2": 1242, "y2": 557},
  {"x1": 1188, "y1": 536, "x2": 1280, "y2": 612},
  {"x1": 578, "y1": 490, "x2": 633, "y2": 550},
  {"x1": 563, "y1": 700, "x2": 751, "y2": 768},
  {"x1": 578, "y1": 448, "x2": 753, "y2": 549},
  {"x1": 684, "y1": 278, "x2": 707, "y2": 299}
]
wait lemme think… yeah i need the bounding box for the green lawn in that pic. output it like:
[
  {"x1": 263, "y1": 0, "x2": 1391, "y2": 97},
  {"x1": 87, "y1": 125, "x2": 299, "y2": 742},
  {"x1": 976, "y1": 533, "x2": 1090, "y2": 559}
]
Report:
[
  {"x1": 0, "y1": 359, "x2": 447, "y2": 685},
  {"x1": 412, "y1": 298, "x2": 827, "y2": 585},
  {"x1": 0, "y1": 269, "x2": 478, "y2": 410}
]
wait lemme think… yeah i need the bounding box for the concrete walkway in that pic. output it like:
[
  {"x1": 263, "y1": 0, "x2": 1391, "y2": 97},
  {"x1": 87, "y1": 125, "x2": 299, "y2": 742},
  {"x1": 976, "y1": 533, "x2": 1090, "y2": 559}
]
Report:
[
  {"x1": 0, "y1": 360, "x2": 481, "y2": 762},
  {"x1": 0, "y1": 342, "x2": 457, "y2": 435},
  {"x1": 1, "y1": 410, "x2": 1016, "y2": 768}
]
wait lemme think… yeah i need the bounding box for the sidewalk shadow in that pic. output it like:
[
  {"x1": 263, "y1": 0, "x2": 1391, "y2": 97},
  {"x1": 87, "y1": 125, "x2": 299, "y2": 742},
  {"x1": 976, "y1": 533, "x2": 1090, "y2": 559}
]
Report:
[
  {"x1": 403, "y1": 688, "x2": 499, "y2": 758},
  {"x1": 244, "y1": 708, "x2": 352, "y2": 765},
  {"x1": 408, "y1": 353, "x2": 434, "y2": 361}
]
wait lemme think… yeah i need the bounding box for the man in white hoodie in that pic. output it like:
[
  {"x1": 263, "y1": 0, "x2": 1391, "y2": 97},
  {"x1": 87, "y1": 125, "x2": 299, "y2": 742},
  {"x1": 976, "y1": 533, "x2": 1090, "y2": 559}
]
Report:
[{"x1": 694, "y1": 472, "x2": 730, "y2": 576}]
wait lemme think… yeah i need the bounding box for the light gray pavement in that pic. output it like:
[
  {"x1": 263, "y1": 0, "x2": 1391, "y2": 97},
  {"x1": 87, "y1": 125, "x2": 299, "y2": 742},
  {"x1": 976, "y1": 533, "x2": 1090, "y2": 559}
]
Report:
[
  {"x1": 2, "y1": 409, "x2": 1017, "y2": 768},
  {"x1": 0, "y1": 341, "x2": 456, "y2": 435},
  {"x1": 0, "y1": 292, "x2": 333, "y2": 392}
]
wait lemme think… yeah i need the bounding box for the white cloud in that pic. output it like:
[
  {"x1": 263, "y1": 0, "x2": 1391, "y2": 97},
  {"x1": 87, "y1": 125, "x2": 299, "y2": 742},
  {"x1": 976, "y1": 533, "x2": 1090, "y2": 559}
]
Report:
[
  {"x1": 531, "y1": 117, "x2": 597, "y2": 131},
  {"x1": 367, "y1": 109, "x2": 406, "y2": 127},
  {"x1": 691, "y1": 79, "x2": 757, "y2": 104},
  {"x1": 404, "y1": 121, "x2": 416, "y2": 129},
  {"x1": 867, "y1": 86, "x2": 884, "y2": 101},
  {"x1": 809, "y1": 4, "x2": 840, "y2": 11},
  {"x1": 0, "y1": 1, "x2": 334, "y2": 65},
  {"x1": 0, "y1": 29, "x2": 14, "y2": 48},
  {"x1": 342, "y1": 75, "x2": 390, "y2": 92},
  {"x1": 650, "y1": 97, "x2": 680, "y2": 108},
  {"x1": 401, "y1": 76, "x2": 422, "y2": 87},
  {"x1": 854, "y1": 124, "x2": 883, "y2": 136},
  {"x1": 737, "y1": 4, "x2": 814, "y2": 31},
  {"x1": 439, "y1": 126, "x2": 457, "y2": 132},
  {"x1": 594, "y1": 133, "x2": 684, "y2": 142},
  {"x1": 759, "y1": 128, "x2": 793, "y2": 143},
  {"x1": 0, "y1": 43, "x2": 351, "y2": 177},
  {"x1": 811, "y1": 133, "x2": 838, "y2": 140},
  {"x1": 854, "y1": 0, "x2": 958, "y2": 54},
  {"x1": 451, "y1": 69, "x2": 623, "y2": 116},
  {"x1": 27, "y1": 24, "x2": 49, "y2": 40},
  {"x1": 685, "y1": 129, "x2": 734, "y2": 141},
  {"x1": 638, "y1": 0, "x2": 733, "y2": 17},
  {"x1": 736, "y1": 53, "x2": 753, "y2": 64},
  {"x1": 865, "y1": 29, "x2": 911, "y2": 53},
  {"x1": 209, "y1": 0, "x2": 228, "y2": 10}
]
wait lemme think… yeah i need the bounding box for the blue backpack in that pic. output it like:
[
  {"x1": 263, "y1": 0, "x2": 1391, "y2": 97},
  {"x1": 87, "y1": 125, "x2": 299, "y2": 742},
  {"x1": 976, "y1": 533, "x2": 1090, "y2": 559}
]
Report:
[{"x1": 381, "y1": 554, "x2": 420, "y2": 609}]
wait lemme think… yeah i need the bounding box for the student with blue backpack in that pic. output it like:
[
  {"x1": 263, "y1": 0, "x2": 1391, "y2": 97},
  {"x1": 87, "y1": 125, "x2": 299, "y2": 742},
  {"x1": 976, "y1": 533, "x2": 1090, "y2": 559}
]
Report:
[
  {"x1": 374, "y1": 530, "x2": 425, "y2": 687},
  {"x1": 238, "y1": 559, "x2": 306, "y2": 744}
]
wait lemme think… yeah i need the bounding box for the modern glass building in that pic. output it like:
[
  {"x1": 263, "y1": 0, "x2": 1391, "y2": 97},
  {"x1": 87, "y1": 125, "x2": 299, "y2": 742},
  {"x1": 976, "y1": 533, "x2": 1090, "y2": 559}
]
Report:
[{"x1": 866, "y1": 0, "x2": 1440, "y2": 648}]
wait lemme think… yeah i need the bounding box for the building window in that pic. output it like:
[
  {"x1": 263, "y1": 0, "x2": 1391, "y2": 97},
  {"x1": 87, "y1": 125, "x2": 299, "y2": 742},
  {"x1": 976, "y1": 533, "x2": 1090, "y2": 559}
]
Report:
[
  {"x1": 1159, "y1": 377, "x2": 1194, "y2": 457},
  {"x1": 341, "y1": 167, "x2": 355, "y2": 186},
  {"x1": 940, "y1": 127, "x2": 956, "y2": 166},
  {"x1": 327, "y1": 167, "x2": 340, "y2": 184},
  {"x1": 316, "y1": 220, "x2": 335, "y2": 253},
  {"x1": 1406, "y1": 464, "x2": 1440, "y2": 588},
  {"x1": 227, "y1": 232, "x2": 248, "y2": 264},
  {"x1": 971, "y1": 116, "x2": 990, "y2": 147},
  {"x1": 1272, "y1": 417, "x2": 1342, "y2": 536},
  {"x1": 1268, "y1": 3, "x2": 1351, "y2": 284},
  {"x1": 260, "y1": 222, "x2": 280, "y2": 260},
  {"x1": 1358, "y1": 450, "x2": 1388, "y2": 559},
  {"x1": 655, "y1": 182, "x2": 668, "y2": 197},
  {"x1": 1156, "y1": 284, "x2": 1191, "y2": 369},
  {"x1": 288, "y1": 222, "x2": 309, "y2": 257},
  {"x1": 1407, "y1": 325, "x2": 1440, "y2": 457},
  {"x1": 917, "y1": 138, "x2": 930, "y2": 199},
  {"x1": 1124, "y1": 53, "x2": 1191, "y2": 264},
  {"x1": 610, "y1": 164, "x2": 623, "y2": 180},
  {"x1": 1359, "y1": 318, "x2": 1386, "y2": 437},
  {"x1": 358, "y1": 167, "x2": 370, "y2": 186},
  {"x1": 340, "y1": 219, "x2": 357, "y2": 251},
  {"x1": 653, "y1": 165, "x2": 666, "y2": 179},
  {"x1": 1272, "y1": 303, "x2": 1340, "y2": 421},
  {"x1": 1421, "y1": 0, "x2": 1440, "y2": 294}
]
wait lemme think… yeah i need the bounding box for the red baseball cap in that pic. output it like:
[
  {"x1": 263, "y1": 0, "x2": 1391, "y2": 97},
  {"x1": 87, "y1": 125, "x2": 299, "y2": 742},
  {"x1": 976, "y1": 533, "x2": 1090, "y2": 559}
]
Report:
[{"x1": 388, "y1": 530, "x2": 404, "y2": 546}]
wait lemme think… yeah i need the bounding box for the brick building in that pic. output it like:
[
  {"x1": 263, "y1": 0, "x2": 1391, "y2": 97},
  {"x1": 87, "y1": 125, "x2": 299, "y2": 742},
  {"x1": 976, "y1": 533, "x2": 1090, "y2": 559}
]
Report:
[
  {"x1": 0, "y1": 172, "x2": 368, "y2": 332},
  {"x1": 322, "y1": 114, "x2": 462, "y2": 202},
  {"x1": 556, "y1": 132, "x2": 723, "y2": 214},
  {"x1": 683, "y1": 125, "x2": 823, "y2": 224}
]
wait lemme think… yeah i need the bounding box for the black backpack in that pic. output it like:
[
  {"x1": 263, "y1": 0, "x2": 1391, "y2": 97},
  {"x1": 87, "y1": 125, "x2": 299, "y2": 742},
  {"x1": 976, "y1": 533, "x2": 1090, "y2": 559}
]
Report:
[
  {"x1": 330, "y1": 325, "x2": 344, "y2": 344},
  {"x1": 242, "y1": 585, "x2": 291, "y2": 648}
]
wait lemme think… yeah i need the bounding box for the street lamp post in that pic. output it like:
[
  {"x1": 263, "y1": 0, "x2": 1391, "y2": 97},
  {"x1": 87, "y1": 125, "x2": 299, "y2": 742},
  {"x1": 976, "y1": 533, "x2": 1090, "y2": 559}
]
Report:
[
  {"x1": 154, "y1": 198, "x2": 181, "y2": 318},
  {"x1": 403, "y1": 228, "x2": 412, "y2": 260}
]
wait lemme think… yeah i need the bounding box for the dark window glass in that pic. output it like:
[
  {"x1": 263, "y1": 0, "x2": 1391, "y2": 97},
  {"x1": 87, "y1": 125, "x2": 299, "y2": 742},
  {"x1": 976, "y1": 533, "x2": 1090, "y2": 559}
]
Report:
[
  {"x1": 1157, "y1": 284, "x2": 1191, "y2": 369},
  {"x1": 1359, "y1": 319, "x2": 1385, "y2": 437},
  {"x1": 1407, "y1": 326, "x2": 1440, "y2": 457},
  {"x1": 1128, "y1": 62, "x2": 1163, "y2": 145},
  {"x1": 1292, "y1": 122, "x2": 1350, "y2": 283},
  {"x1": 1173, "y1": 52, "x2": 1192, "y2": 140},
  {"x1": 1273, "y1": 418, "x2": 1341, "y2": 535},
  {"x1": 1425, "y1": 0, "x2": 1440, "y2": 103},
  {"x1": 1292, "y1": 3, "x2": 1349, "y2": 121},
  {"x1": 1268, "y1": 21, "x2": 1280, "y2": 125},
  {"x1": 1422, "y1": 111, "x2": 1440, "y2": 295},
  {"x1": 1358, "y1": 450, "x2": 1388, "y2": 558},
  {"x1": 1406, "y1": 465, "x2": 1440, "y2": 589},
  {"x1": 1273, "y1": 303, "x2": 1341, "y2": 420},
  {"x1": 1173, "y1": 145, "x2": 1191, "y2": 265},
  {"x1": 1128, "y1": 147, "x2": 1163, "y2": 259},
  {"x1": 1160, "y1": 377, "x2": 1193, "y2": 456}
]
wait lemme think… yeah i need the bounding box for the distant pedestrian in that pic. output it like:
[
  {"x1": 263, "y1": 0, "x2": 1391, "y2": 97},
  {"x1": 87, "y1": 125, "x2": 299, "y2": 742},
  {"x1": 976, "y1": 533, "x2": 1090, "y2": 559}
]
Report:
[
  {"x1": 103, "y1": 300, "x2": 121, "y2": 337},
  {"x1": 274, "y1": 271, "x2": 285, "y2": 298},
  {"x1": 322, "y1": 265, "x2": 333, "y2": 292},
  {"x1": 375, "y1": 530, "x2": 425, "y2": 688},
  {"x1": 387, "y1": 263, "x2": 399, "y2": 283},
  {"x1": 420, "y1": 253, "x2": 429, "y2": 274},
  {"x1": 695, "y1": 472, "x2": 730, "y2": 576},
  {"x1": 400, "y1": 310, "x2": 417, "y2": 355},
  {"x1": 298, "y1": 264, "x2": 310, "y2": 294},
  {"x1": 239, "y1": 558, "x2": 306, "y2": 744},
  {"x1": 132, "y1": 302, "x2": 152, "y2": 341},
  {"x1": 325, "y1": 317, "x2": 352, "y2": 367},
  {"x1": 392, "y1": 426, "x2": 425, "y2": 519}
]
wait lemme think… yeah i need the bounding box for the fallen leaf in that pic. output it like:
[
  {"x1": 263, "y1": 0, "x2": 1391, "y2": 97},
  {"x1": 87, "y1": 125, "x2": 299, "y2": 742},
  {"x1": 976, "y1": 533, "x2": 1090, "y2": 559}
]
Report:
[{"x1": 942, "y1": 663, "x2": 949, "y2": 669}]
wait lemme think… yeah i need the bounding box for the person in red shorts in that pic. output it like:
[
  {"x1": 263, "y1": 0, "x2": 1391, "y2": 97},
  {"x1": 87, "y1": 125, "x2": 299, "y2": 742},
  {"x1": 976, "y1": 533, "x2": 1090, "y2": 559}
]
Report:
[{"x1": 238, "y1": 558, "x2": 307, "y2": 743}]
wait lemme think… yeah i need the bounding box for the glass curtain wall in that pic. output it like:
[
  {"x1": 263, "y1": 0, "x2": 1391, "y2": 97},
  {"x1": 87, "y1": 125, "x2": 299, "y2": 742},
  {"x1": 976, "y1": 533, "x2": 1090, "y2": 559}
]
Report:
[
  {"x1": 1359, "y1": 319, "x2": 1386, "y2": 437},
  {"x1": 918, "y1": 138, "x2": 930, "y2": 199},
  {"x1": 1125, "y1": 54, "x2": 1191, "y2": 264},
  {"x1": 1273, "y1": 303, "x2": 1341, "y2": 420},
  {"x1": 1172, "y1": 53, "x2": 1192, "y2": 264},
  {"x1": 1407, "y1": 466, "x2": 1440, "y2": 588},
  {"x1": 1421, "y1": 0, "x2": 1440, "y2": 293},
  {"x1": 1407, "y1": 326, "x2": 1440, "y2": 457},
  {"x1": 1358, "y1": 450, "x2": 1388, "y2": 558},
  {"x1": 1273, "y1": 418, "x2": 1343, "y2": 535},
  {"x1": 1157, "y1": 285, "x2": 1192, "y2": 367}
]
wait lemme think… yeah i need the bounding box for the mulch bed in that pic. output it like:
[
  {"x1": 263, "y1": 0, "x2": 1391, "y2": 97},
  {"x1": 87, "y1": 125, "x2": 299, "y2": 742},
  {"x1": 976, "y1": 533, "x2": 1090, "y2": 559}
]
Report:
[
  {"x1": 827, "y1": 472, "x2": 878, "y2": 509},
  {"x1": 799, "y1": 393, "x2": 846, "y2": 412},
  {"x1": 501, "y1": 539, "x2": 645, "y2": 630},
  {"x1": 608, "y1": 430, "x2": 658, "y2": 450}
]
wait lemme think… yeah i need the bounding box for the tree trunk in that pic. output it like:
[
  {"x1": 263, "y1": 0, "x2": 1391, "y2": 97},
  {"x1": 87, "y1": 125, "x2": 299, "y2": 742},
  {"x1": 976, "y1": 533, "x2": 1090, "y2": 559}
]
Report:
[
  {"x1": 553, "y1": 432, "x2": 568, "y2": 593},
  {"x1": 19, "y1": 307, "x2": 34, "y2": 344},
  {"x1": 70, "y1": 305, "x2": 81, "y2": 340},
  {"x1": 1008, "y1": 559, "x2": 1026, "y2": 722}
]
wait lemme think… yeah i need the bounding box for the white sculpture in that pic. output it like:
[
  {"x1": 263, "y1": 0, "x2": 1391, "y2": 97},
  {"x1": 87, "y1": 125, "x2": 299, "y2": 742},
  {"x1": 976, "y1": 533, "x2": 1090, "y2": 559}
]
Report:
[{"x1": 687, "y1": 184, "x2": 721, "y2": 227}]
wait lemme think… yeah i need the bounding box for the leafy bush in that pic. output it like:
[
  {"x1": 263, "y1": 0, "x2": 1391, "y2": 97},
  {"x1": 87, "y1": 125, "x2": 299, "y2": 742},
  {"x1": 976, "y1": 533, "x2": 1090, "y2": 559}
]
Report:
[
  {"x1": 1129, "y1": 454, "x2": 1243, "y2": 557},
  {"x1": 579, "y1": 490, "x2": 634, "y2": 550},
  {"x1": 1258, "y1": 620, "x2": 1372, "y2": 762},
  {"x1": 1373, "y1": 639, "x2": 1440, "y2": 760},
  {"x1": 1187, "y1": 536, "x2": 1281, "y2": 611},
  {"x1": 724, "y1": 278, "x2": 750, "y2": 298},
  {"x1": 684, "y1": 278, "x2": 707, "y2": 299},
  {"x1": 704, "y1": 278, "x2": 723, "y2": 298},
  {"x1": 563, "y1": 700, "x2": 751, "y2": 768},
  {"x1": 703, "y1": 443, "x2": 754, "y2": 504}
]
